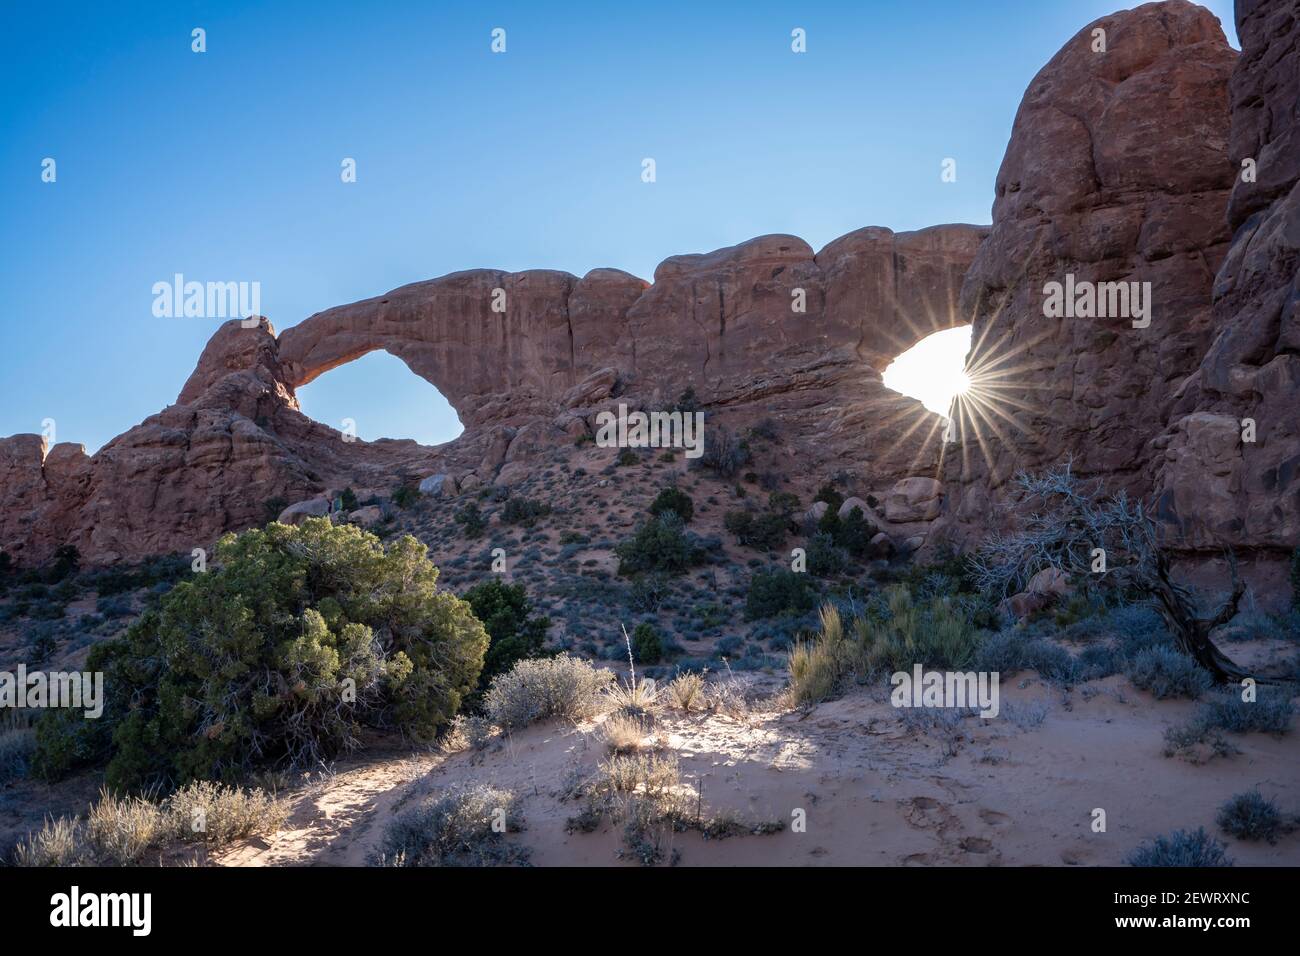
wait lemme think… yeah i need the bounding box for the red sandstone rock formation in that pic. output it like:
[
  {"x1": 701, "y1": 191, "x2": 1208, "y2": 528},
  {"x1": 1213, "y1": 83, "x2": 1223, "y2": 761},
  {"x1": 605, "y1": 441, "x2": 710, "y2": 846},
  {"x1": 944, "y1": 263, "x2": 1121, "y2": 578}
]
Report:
[
  {"x1": 0, "y1": 225, "x2": 983, "y2": 566},
  {"x1": 1150, "y1": 0, "x2": 1300, "y2": 567},
  {"x1": 937, "y1": 0, "x2": 1238, "y2": 545}
]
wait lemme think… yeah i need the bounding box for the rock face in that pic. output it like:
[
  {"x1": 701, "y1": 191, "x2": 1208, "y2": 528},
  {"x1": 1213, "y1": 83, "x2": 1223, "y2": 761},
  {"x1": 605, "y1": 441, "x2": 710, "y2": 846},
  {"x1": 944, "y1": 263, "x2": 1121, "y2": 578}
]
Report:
[
  {"x1": 938, "y1": 0, "x2": 1238, "y2": 545},
  {"x1": 1150, "y1": 0, "x2": 1300, "y2": 562},
  {"x1": 0, "y1": 224, "x2": 984, "y2": 565}
]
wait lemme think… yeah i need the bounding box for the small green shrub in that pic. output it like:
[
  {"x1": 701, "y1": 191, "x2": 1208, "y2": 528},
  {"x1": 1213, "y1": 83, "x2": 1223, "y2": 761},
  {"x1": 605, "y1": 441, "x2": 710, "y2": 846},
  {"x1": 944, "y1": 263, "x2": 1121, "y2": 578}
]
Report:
[
  {"x1": 462, "y1": 579, "x2": 551, "y2": 692},
  {"x1": 724, "y1": 509, "x2": 787, "y2": 551},
  {"x1": 501, "y1": 496, "x2": 552, "y2": 526},
  {"x1": 806, "y1": 533, "x2": 849, "y2": 577},
  {"x1": 649, "y1": 487, "x2": 694, "y2": 523},
  {"x1": 631, "y1": 622, "x2": 663, "y2": 664},
  {"x1": 0, "y1": 715, "x2": 36, "y2": 785},
  {"x1": 392, "y1": 485, "x2": 422, "y2": 509},
  {"x1": 1194, "y1": 691, "x2": 1294, "y2": 734},
  {"x1": 615, "y1": 513, "x2": 705, "y2": 576},
  {"x1": 813, "y1": 484, "x2": 843, "y2": 512},
  {"x1": 745, "y1": 569, "x2": 814, "y2": 620},
  {"x1": 855, "y1": 585, "x2": 979, "y2": 673},
  {"x1": 454, "y1": 502, "x2": 487, "y2": 538}
]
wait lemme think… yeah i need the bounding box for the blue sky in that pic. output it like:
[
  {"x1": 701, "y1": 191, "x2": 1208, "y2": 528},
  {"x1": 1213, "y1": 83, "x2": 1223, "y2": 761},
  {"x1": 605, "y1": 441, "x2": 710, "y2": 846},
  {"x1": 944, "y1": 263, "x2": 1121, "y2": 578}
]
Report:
[{"x1": 0, "y1": 0, "x2": 1237, "y2": 452}]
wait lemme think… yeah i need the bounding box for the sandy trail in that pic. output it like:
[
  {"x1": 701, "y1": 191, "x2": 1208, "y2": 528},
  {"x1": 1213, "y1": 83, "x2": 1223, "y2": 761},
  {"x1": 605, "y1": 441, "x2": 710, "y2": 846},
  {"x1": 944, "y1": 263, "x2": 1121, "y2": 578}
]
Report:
[{"x1": 210, "y1": 674, "x2": 1300, "y2": 867}]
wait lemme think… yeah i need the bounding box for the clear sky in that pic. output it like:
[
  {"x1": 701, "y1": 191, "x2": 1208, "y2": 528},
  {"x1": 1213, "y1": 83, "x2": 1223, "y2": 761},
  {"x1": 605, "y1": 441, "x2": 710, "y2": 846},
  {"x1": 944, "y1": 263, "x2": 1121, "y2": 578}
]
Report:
[{"x1": 0, "y1": 1, "x2": 1237, "y2": 453}]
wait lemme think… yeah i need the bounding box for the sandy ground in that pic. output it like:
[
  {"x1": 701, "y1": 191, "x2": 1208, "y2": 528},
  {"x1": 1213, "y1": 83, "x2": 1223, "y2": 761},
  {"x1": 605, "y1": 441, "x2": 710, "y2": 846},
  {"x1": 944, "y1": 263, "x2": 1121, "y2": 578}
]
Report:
[{"x1": 209, "y1": 672, "x2": 1300, "y2": 867}]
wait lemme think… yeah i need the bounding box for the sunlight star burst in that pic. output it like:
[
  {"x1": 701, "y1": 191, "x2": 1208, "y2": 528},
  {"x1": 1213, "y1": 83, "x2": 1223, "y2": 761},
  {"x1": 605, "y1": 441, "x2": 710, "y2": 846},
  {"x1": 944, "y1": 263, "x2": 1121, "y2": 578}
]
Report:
[{"x1": 882, "y1": 326, "x2": 973, "y2": 417}]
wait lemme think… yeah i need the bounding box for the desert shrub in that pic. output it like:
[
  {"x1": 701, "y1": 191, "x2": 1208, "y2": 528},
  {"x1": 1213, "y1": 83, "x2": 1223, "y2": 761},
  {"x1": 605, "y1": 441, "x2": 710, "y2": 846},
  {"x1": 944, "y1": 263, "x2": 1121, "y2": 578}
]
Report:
[
  {"x1": 649, "y1": 487, "x2": 694, "y2": 523},
  {"x1": 1216, "y1": 791, "x2": 1285, "y2": 843},
  {"x1": 745, "y1": 568, "x2": 814, "y2": 620},
  {"x1": 481, "y1": 654, "x2": 614, "y2": 730},
  {"x1": 1194, "y1": 691, "x2": 1294, "y2": 735},
  {"x1": 785, "y1": 605, "x2": 856, "y2": 705},
  {"x1": 48, "y1": 545, "x2": 80, "y2": 583},
  {"x1": 34, "y1": 519, "x2": 487, "y2": 791},
  {"x1": 602, "y1": 712, "x2": 650, "y2": 753},
  {"x1": 1126, "y1": 828, "x2": 1233, "y2": 867},
  {"x1": 696, "y1": 426, "x2": 750, "y2": 478},
  {"x1": 391, "y1": 484, "x2": 421, "y2": 509},
  {"x1": 1217, "y1": 611, "x2": 1299, "y2": 643},
  {"x1": 462, "y1": 579, "x2": 552, "y2": 692},
  {"x1": 96, "y1": 594, "x2": 134, "y2": 618},
  {"x1": 165, "y1": 780, "x2": 290, "y2": 845},
  {"x1": 338, "y1": 487, "x2": 359, "y2": 512},
  {"x1": 1076, "y1": 643, "x2": 1122, "y2": 680},
  {"x1": 263, "y1": 496, "x2": 289, "y2": 523},
  {"x1": 789, "y1": 621, "x2": 849, "y2": 706},
  {"x1": 79, "y1": 554, "x2": 189, "y2": 598},
  {"x1": 0, "y1": 714, "x2": 36, "y2": 785},
  {"x1": 1125, "y1": 646, "x2": 1213, "y2": 699},
  {"x1": 501, "y1": 496, "x2": 552, "y2": 526},
  {"x1": 569, "y1": 751, "x2": 781, "y2": 865},
  {"x1": 615, "y1": 513, "x2": 705, "y2": 576},
  {"x1": 454, "y1": 502, "x2": 487, "y2": 538},
  {"x1": 13, "y1": 782, "x2": 287, "y2": 866},
  {"x1": 627, "y1": 573, "x2": 670, "y2": 612},
  {"x1": 12, "y1": 816, "x2": 86, "y2": 866},
  {"x1": 1162, "y1": 720, "x2": 1235, "y2": 762},
  {"x1": 724, "y1": 509, "x2": 787, "y2": 551},
  {"x1": 970, "y1": 628, "x2": 1076, "y2": 684},
  {"x1": 631, "y1": 622, "x2": 663, "y2": 664},
  {"x1": 1163, "y1": 690, "x2": 1295, "y2": 760},
  {"x1": 372, "y1": 784, "x2": 527, "y2": 867},
  {"x1": 670, "y1": 387, "x2": 700, "y2": 413},
  {"x1": 806, "y1": 532, "x2": 849, "y2": 577},
  {"x1": 854, "y1": 585, "x2": 979, "y2": 674},
  {"x1": 835, "y1": 506, "x2": 874, "y2": 558},
  {"x1": 666, "y1": 672, "x2": 706, "y2": 712},
  {"x1": 813, "y1": 484, "x2": 844, "y2": 512}
]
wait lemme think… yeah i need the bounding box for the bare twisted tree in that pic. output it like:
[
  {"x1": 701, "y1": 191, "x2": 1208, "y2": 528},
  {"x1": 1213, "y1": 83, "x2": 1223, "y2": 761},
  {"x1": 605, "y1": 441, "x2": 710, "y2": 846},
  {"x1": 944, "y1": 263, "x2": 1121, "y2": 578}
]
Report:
[{"x1": 970, "y1": 460, "x2": 1251, "y2": 683}]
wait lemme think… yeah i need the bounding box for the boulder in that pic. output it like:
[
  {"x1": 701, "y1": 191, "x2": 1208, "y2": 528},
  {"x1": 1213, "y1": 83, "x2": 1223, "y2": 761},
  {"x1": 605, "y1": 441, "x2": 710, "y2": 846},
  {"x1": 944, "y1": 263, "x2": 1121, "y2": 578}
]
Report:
[
  {"x1": 418, "y1": 473, "x2": 458, "y2": 497},
  {"x1": 1002, "y1": 567, "x2": 1074, "y2": 620},
  {"x1": 348, "y1": 505, "x2": 383, "y2": 527},
  {"x1": 885, "y1": 477, "x2": 943, "y2": 522},
  {"x1": 277, "y1": 497, "x2": 330, "y2": 525},
  {"x1": 868, "y1": 531, "x2": 896, "y2": 560}
]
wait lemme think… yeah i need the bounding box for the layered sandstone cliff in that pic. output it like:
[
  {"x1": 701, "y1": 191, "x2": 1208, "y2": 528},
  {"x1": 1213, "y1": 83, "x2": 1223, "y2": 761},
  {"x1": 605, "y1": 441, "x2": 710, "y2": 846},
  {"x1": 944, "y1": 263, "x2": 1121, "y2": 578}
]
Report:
[
  {"x1": 937, "y1": 0, "x2": 1238, "y2": 542},
  {"x1": 0, "y1": 226, "x2": 984, "y2": 565},
  {"x1": 1149, "y1": 0, "x2": 1300, "y2": 560}
]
